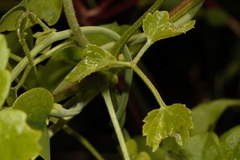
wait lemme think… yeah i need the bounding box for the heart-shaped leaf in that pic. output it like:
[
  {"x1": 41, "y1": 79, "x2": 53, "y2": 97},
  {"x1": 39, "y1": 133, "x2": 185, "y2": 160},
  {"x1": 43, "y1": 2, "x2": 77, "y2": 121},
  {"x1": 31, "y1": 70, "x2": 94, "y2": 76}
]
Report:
[
  {"x1": 65, "y1": 44, "x2": 118, "y2": 82},
  {"x1": 143, "y1": 103, "x2": 193, "y2": 152},
  {"x1": 143, "y1": 11, "x2": 195, "y2": 43},
  {"x1": 0, "y1": 109, "x2": 41, "y2": 160}
]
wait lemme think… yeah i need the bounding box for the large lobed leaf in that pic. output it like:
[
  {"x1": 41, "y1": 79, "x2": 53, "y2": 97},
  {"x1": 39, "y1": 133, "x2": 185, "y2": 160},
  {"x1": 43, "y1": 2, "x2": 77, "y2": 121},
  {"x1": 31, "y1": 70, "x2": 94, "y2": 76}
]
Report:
[
  {"x1": 0, "y1": 109, "x2": 41, "y2": 160},
  {"x1": 65, "y1": 44, "x2": 119, "y2": 82},
  {"x1": 143, "y1": 11, "x2": 195, "y2": 43},
  {"x1": 143, "y1": 103, "x2": 193, "y2": 152}
]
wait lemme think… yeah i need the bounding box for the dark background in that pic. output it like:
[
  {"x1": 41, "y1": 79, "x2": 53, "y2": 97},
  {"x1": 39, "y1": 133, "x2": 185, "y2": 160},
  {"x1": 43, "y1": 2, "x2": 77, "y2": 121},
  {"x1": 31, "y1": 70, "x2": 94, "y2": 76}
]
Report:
[{"x1": 1, "y1": 0, "x2": 240, "y2": 159}]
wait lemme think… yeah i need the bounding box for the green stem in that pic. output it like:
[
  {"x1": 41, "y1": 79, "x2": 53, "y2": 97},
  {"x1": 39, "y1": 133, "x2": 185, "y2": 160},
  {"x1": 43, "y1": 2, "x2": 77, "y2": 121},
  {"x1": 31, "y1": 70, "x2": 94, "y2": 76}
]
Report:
[
  {"x1": 62, "y1": 0, "x2": 88, "y2": 48},
  {"x1": 169, "y1": 0, "x2": 204, "y2": 26},
  {"x1": 28, "y1": 11, "x2": 50, "y2": 31},
  {"x1": 133, "y1": 40, "x2": 152, "y2": 64},
  {"x1": 9, "y1": 53, "x2": 22, "y2": 62},
  {"x1": 11, "y1": 26, "x2": 128, "y2": 82},
  {"x1": 62, "y1": 125, "x2": 104, "y2": 160},
  {"x1": 99, "y1": 86, "x2": 130, "y2": 160},
  {"x1": 33, "y1": 40, "x2": 76, "y2": 65},
  {"x1": 13, "y1": 65, "x2": 31, "y2": 91},
  {"x1": 10, "y1": 31, "x2": 70, "y2": 82},
  {"x1": 131, "y1": 64, "x2": 166, "y2": 108},
  {"x1": 16, "y1": 11, "x2": 36, "y2": 66},
  {"x1": 111, "y1": 0, "x2": 165, "y2": 57}
]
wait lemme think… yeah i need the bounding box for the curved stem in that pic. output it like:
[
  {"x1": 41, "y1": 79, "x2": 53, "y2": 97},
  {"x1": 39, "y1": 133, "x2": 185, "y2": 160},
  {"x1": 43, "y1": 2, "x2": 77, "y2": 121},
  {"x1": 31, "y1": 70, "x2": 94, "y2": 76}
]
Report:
[
  {"x1": 10, "y1": 31, "x2": 71, "y2": 82},
  {"x1": 13, "y1": 65, "x2": 31, "y2": 91},
  {"x1": 62, "y1": 0, "x2": 88, "y2": 48},
  {"x1": 131, "y1": 64, "x2": 166, "y2": 108},
  {"x1": 10, "y1": 26, "x2": 131, "y2": 82},
  {"x1": 99, "y1": 86, "x2": 130, "y2": 160},
  {"x1": 133, "y1": 40, "x2": 152, "y2": 64},
  {"x1": 33, "y1": 40, "x2": 76, "y2": 65}
]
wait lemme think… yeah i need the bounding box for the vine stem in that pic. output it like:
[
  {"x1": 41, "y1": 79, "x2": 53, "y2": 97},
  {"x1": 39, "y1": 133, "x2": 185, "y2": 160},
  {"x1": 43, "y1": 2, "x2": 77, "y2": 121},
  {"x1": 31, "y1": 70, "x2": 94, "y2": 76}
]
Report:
[
  {"x1": 133, "y1": 40, "x2": 152, "y2": 64},
  {"x1": 62, "y1": 0, "x2": 88, "y2": 48},
  {"x1": 131, "y1": 64, "x2": 167, "y2": 108},
  {"x1": 10, "y1": 26, "x2": 140, "y2": 83},
  {"x1": 99, "y1": 86, "x2": 130, "y2": 160},
  {"x1": 111, "y1": 0, "x2": 165, "y2": 57}
]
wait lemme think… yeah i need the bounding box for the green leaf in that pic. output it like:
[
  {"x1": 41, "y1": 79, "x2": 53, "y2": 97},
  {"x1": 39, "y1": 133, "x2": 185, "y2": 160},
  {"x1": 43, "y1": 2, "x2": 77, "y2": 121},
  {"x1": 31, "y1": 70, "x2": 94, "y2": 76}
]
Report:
[
  {"x1": 180, "y1": 132, "x2": 220, "y2": 160},
  {"x1": 143, "y1": 103, "x2": 193, "y2": 152},
  {"x1": 0, "y1": 109, "x2": 41, "y2": 160},
  {"x1": 190, "y1": 99, "x2": 240, "y2": 135},
  {"x1": 65, "y1": 44, "x2": 118, "y2": 82},
  {"x1": 142, "y1": 104, "x2": 192, "y2": 150},
  {"x1": 0, "y1": 4, "x2": 25, "y2": 32},
  {"x1": 38, "y1": 126, "x2": 51, "y2": 160},
  {"x1": 0, "y1": 34, "x2": 11, "y2": 108},
  {"x1": 218, "y1": 126, "x2": 240, "y2": 159},
  {"x1": 12, "y1": 87, "x2": 54, "y2": 130},
  {"x1": 0, "y1": 0, "x2": 62, "y2": 32},
  {"x1": 0, "y1": 34, "x2": 10, "y2": 69},
  {"x1": 12, "y1": 88, "x2": 54, "y2": 159},
  {"x1": 27, "y1": 0, "x2": 62, "y2": 26},
  {"x1": 178, "y1": 126, "x2": 240, "y2": 159},
  {"x1": 0, "y1": 70, "x2": 10, "y2": 108},
  {"x1": 143, "y1": 11, "x2": 195, "y2": 43}
]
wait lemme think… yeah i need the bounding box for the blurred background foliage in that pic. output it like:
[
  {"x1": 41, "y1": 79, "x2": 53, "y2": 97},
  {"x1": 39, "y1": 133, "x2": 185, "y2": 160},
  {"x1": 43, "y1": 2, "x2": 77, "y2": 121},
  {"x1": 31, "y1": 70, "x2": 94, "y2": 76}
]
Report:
[{"x1": 1, "y1": 0, "x2": 240, "y2": 159}]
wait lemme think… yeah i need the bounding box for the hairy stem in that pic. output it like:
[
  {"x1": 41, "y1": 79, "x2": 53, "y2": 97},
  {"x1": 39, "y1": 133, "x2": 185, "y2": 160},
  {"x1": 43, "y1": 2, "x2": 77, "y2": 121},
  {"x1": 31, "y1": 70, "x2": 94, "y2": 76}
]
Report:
[{"x1": 62, "y1": 0, "x2": 88, "y2": 48}]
